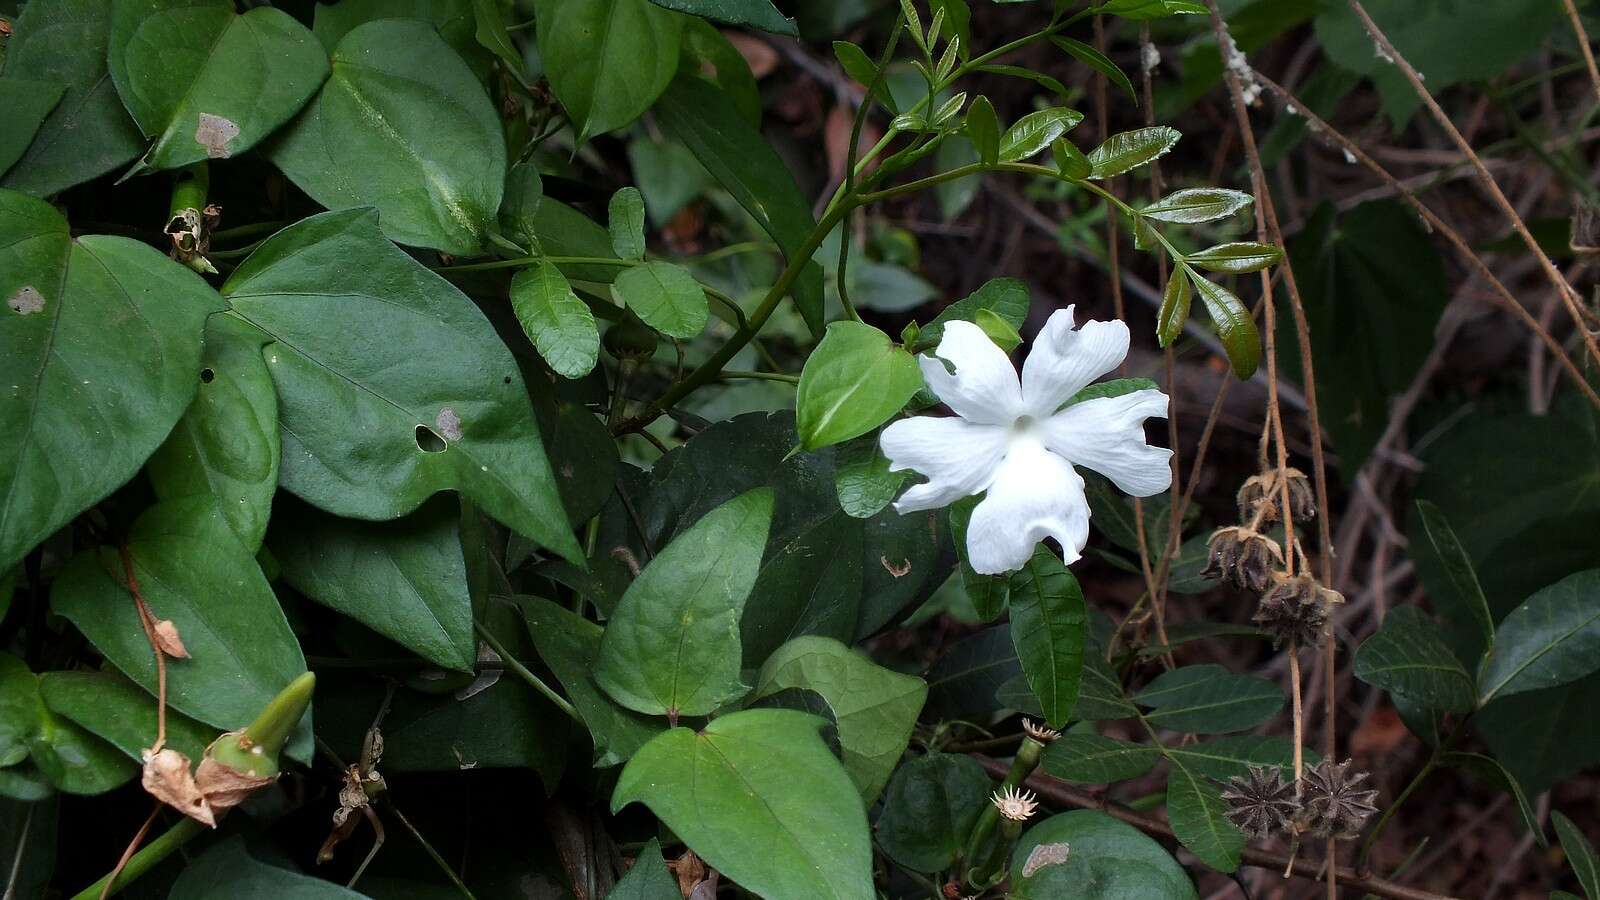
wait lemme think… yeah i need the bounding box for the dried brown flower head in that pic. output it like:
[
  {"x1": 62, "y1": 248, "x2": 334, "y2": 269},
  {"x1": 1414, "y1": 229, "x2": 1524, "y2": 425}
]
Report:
[
  {"x1": 1236, "y1": 468, "x2": 1315, "y2": 523},
  {"x1": 1219, "y1": 765, "x2": 1300, "y2": 839},
  {"x1": 1204, "y1": 526, "x2": 1283, "y2": 593},
  {"x1": 1300, "y1": 758, "x2": 1379, "y2": 840},
  {"x1": 991, "y1": 786, "x2": 1040, "y2": 822},
  {"x1": 1280, "y1": 468, "x2": 1316, "y2": 522},
  {"x1": 1254, "y1": 573, "x2": 1331, "y2": 649}
]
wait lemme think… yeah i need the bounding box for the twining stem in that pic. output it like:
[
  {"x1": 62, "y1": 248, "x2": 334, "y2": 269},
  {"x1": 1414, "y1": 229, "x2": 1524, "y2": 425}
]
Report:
[
  {"x1": 73, "y1": 817, "x2": 205, "y2": 900},
  {"x1": 1561, "y1": 0, "x2": 1600, "y2": 105},
  {"x1": 98, "y1": 803, "x2": 161, "y2": 900},
  {"x1": 472, "y1": 621, "x2": 581, "y2": 725},
  {"x1": 118, "y1": 546, "x2": 166, "y2": 751},
  {"x1": 1289, "y1": 643, "x2": 1304, "y2": 790},
  {"x1": 1355, "y1": 719, "x2": 1469, "y2": 869}
]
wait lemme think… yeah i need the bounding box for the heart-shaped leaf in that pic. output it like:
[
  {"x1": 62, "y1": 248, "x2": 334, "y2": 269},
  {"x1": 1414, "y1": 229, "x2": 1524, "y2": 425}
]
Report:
[
  {"x1": 523, "y1": 598, "x2": 662, "y2": 767},
  {"x1": 0, "y1": 189, "x2": 219, "y2": 574},
  {"x1": 875, "y1": 753, "x2": 992, "y2": 873},
  {"x1": 535, "y1": 0, "x2": 686, "y2": 143},
  {"x1": 607, "y1": 838, "x2": 680, "y2": 899},
  {"x1": 1009, "y1": 811, "x2": 1196, "y2": 899},
  {"x1": 796, "y1": 321, "x2": 922, "y2": 451},
  {"x1": 108, "y1": 0, "x2": 328, "y2": 171},
  {"x1": 221, "y1": 208, "x2": 581, "y2": 564}
]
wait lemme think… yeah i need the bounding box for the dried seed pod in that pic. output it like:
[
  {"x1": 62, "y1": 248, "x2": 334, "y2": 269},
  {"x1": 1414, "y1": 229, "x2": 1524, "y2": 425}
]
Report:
[
  {"x1": 1281, "y1": 467, "x2": 1316, "y2": 522},
  {"x1": 1204, "y1": 526, "x2": 1283, "y2": 594},
  {"x1": 1235, "y1": 472, "x2": 1278, "y2": 523},
  {"x1": 1300, "y1": 758, "x2": 1379, "y2": 840},
  {"x1": 1219, "y1": 765, "x2": 1300, "y2": 839},
  {"x1": 1254, "y1": 573, "x2": 1330, "y2": 649}
]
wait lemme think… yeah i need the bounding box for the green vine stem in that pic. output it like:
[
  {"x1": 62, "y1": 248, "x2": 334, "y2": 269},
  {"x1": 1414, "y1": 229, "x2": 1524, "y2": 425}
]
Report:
[
  {"x1": 473, "y1": 620, "x2": 581, "y2": 725},
  {"x1": 72, "y1": 817, "x2": 206, "y2": 900}
]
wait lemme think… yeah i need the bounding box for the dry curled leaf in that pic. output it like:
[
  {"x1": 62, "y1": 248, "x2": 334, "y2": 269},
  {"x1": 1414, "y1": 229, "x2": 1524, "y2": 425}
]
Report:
[
  {"x1": 194, "y1": 731, "x2": 275, "y2": 811},
  {"x1": 142, "y1": 747, "x2": 215, "y2": 827},
  {"x1": 152, "y1": 618, "x2": 190, "y2": 658}
]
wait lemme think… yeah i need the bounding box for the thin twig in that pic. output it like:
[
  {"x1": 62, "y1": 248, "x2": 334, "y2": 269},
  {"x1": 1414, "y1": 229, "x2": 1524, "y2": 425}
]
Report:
[
  {"x1": 98, "y1": 804, "x2": 162, "y2": 900},
  {"x1": 118, "y1": 546, "x2": 166, "y2": 751},
  {"x1": 1562, "y1": 0, "x2": 1600, "y2": 106}
]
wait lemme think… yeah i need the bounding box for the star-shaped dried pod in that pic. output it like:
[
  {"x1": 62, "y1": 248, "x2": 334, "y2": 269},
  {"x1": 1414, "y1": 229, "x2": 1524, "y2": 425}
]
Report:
[
  {"x1": 1204, "y1": 525, "x2": 1283, "y2": 593},
  {"x1": 1254, "y1": 573, "x2": 1331, "y2": 649},
  {"x1": 1300, "y1": 758, "x2": 1379, "y2": 840},
  {"x1": 1219, "y1": 764, "x2": 1300, "y2": 839}
]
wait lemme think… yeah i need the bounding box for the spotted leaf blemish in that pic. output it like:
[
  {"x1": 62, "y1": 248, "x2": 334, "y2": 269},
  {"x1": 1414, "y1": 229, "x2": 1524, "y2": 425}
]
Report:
[
  {"x1": 8, "y1": 286, "x2": 44, "y2": 315},
  {"x1": 195, "y1": 113, "x2": 240, "y2": 158},
  {"x1": 435, "y1": 407, "x2": 463, "y2": 442}
]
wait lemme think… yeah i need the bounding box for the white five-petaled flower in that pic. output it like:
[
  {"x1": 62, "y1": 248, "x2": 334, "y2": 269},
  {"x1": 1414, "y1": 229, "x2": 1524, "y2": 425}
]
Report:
[{"x1": 881, "y1": 307, "x2": 1173, "y2": 575}]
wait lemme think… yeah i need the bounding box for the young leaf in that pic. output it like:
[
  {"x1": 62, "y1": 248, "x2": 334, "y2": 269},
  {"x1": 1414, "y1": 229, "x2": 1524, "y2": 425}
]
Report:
[
  {"x1": 0, "y1": 0, "x2": 144, "y2": 196},
  {"x1": 1477, "y1": 569, "x2": 1600, "y2": 706},
  {"x1": 1133, "y1": 664, "x2": 1281, "y2": 734},
  {"x1": 875, "y1": 753, "x2": 991, "y2": 874},
  {"x1": 1007, "y1": 548, "x2": 1087, "y2": 728},
  {"x1": 834, "y1": 433, "x2": 909, "y2": 519},
  {"x1": 221, "y1": 208, "x2": 582, "y2": 564},
  {"x1": 1554, "y1": 810, "x2": 1600, "y2": 898},
  {"x1": 1186, "y1": 241, "x2": 1284, "y2": 274},
  {"x1": 1041, "y1": 733, "x2": 1160, "y2": 783},
  {"x1": 1184, "y1": 268, "x2": 1260, "y2": 379},
  {"x1": 655, "y1": 75, "x2": 826, "y2": 337},
  {"x1": 534, "y1": 0, "x2": 686, "y2": 143},
  {"x1": 107, "y1": 0, "x2": 328, "y2": 171},
  {"x1": 922, "y1": 277, "x2": 1029, "y2": 345},
  {"x1": 608, "y1": 186, "x2": 649, "y2": 261},
  {"x1": 470, "y1": 0, "x2": 524, "y2": 75},
  {"x1": 267, "y1": 20, "x2": 504, "y2": 255},
  {"x1": 1353, "y1": 606, "x2": 1475, "y2": 713},
  {"x1": 1009, "y1": 811, "x2": 1197, "y2": 898},
  {"x1": 0, "y1": 190, "x2": 220, "y2": 575},
  {"x1": 1050, "y1": 35, "x2": 1136, "y2": 101},
  {"x1": 648, "y1": 0, "x2": 796, "y2": 35},
  {"x1": 1140, "y1": 188, "x2": 1253, "y2": 224},
  {"x1": 1051, "y1": 137, "x2": 1092, "y2": 180},
  {"x1": 596, "y1": 489, "x2": 774, "y2": 718},
  {"x1": 1166, "y1": 756, "x2": 1245, "y2": 872},
  {"x1": 612, "y1": 709, "x2": 875, "y2": 900},
  {"x1": 511, "y1": 261, "x2": 601, "y2": 379},
  {"x1": 1156, "y1": 274, "x2": 1191, "y2": 347},
  {"x1": 271, "y1": 496, "x2": 475, "y2": 673},
  {"x1": 146, "y1": 316, "x2": 280, "y2": 551},
  {"x1": 833, "y1": 41, "x2": 894, "y2": 111},
  {"x1": 613, "y1": 261, "x2": 708, "y2": 339},
  {"x1": 1087, "y1": 126, "x2": 1181, "y2": 179},
  {"x1": 1414, "y1": 499, "x2": 1495, "y2": 661},
  {"x1": 965, "y1": 96, "x2": 1001, "y2": 165},
  {"x1": 796, "y1": 322, "x2": 923, "y2": 451},
  {"x1": 998, "y1": 108, "x2": 1085, "y2": 163},
  {"x1": 607, "y1": 838, "x2": 679, "y2": 900}
]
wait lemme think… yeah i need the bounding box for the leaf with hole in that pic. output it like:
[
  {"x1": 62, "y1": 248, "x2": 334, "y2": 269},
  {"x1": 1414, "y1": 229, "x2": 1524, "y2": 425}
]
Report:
[
  {"x1": 221, "y1": 208, "x2": 580, "y2": 563},
  {"x1": 0, "y1": 189, "x2": 219, "y2": 575},
  {"x1": 612, "y1": 709, "x2": 874, "y2": 900},
  {"x1": 1010, "y1": 811, "x2": 1196, "y2": 899}
]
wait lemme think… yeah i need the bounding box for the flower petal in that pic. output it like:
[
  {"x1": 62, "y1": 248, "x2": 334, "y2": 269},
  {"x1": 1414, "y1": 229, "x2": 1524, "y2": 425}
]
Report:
[
  {"x1": 919, "y1": 321, "x2": 1023, "y2": 425},
  {"x1": 882, "y1": 415, "x2": 1009, "y2": 512},
  {"x1": 1020, "y1": 306, "x2": 1130, "y2": 417},
  {"x1": 1043, "y1": 388, "x2": 1173, "y2": 496},
  {"x1": 966, "y1": 439, "x2": 1089, "y2": 574}
]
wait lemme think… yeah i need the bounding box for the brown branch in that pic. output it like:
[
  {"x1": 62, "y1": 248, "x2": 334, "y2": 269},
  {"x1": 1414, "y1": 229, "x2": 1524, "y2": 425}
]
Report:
[
  {"x1": 970, "y1": 757, "x2": 1464, "y2": 900},
  {"x1": 1251, "y1": 71, "x2": 1600, "y2": 411},
  {"x1": 119, "y1": 545, "x2": 167, "y2": 751},
  {"x1": 99, "y1": 802, "x2": 161, "y2": 900},
  {"x1": 1347, "y1": 0, "x2": 1600, "y2": 371},
  {"x1": 1562, "y1": 0, "x2": 1600, "y2": 106}
]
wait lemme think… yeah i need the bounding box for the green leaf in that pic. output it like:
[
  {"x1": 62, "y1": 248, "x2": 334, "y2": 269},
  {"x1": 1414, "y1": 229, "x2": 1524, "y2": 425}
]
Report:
[
  {"x1": 471, "y1": 0, "x2": 524, "y2": 74},
  {"x1": 146, "y1": 316, "x2": 279, "y2": 551},
  {"x1": 0, "y1": 792, "x2": 55, "y2": 898},
  {"x1": 1353, "y1": 606, "x2": 1475, "y2": 713},
  {"x1": 1186, "y1": 241, "x2": 1283, "y2": 274},
  {"x1": 312, "y1": 0, "x2": 485, "y2": 72},
  {"x1": 926, "y1": 625, "x2": 1021, "y2": 721},
  {"x1": 535, "y1": 0, "x2": 686, "y2": 142},
  {"x1": 597, "y1": 488, "x2": 774, "y2": 717},
  {"x1": 655, "y1": 75, "x2": 825, "y2": 337},
  {"x1": 1166, "y1": 755, "x2": 1244, "y2": 872},
  {"x1": 1414, "y1": 500, "x2": 1495, "y2": 662},
  {"x1": 753, "y1": 636, "x2": 926, "y2": 802},
  {"x1": 607, "y1": 838, "x2": 679, "y2": 900},
  {"x1": 1050, "y1": 35, "x2": 1135, "y2": 101},
  {"x1": 37, "y1": 670, "x2": 215, "y2": 764},
  {"x1": 648, "y1": 0, "x2": 796, "y2": 35},
  {"x1": 0, "y1": 79, "x2": 65, "y2": 178},
  {"x1": 935, "y1": 137, "x2": 982, "y2": 220},
  {"x1": 612, "y1": 709, "x2": 874, "y2": 900},
  {"x1": 797, "y1": 322, "x2": 922, "y2": 451},
  {"x1": 523, "y1": 598, "x2": 662, "y2": 767},
  {"x1": 271, "y1": 496, "x2": 474, "y2": 673},
  {"x1": 0, "y1": 0, "x2": 144, "y2": 196},
  {"x1": 1134, "y1": 664, "x2": 1281, "y2": 734},
  {"x1": 266, "y1": 20, "x2": 505, "y2": 255},
  {"x1": 1478, "y1": 671, "x2": 1600, "y2": 798},
  {"x1": 950, "y1": 500, "x2": 1009, "y2": 622},
  {"x1": 0, "y1": 189, "x2": 219, "y2": 575},
  {"x1": 1478, "y1": 569, "x2": 1600, "y2": 706},
  {"x1": 1073, "y1": 652, "x2": 1138, "y2": 721},
  {"x1": 1164, "y1": 735, "x2": 1315, "y2": 780},
  {"x1": 833, "y1": 433, "x2": 909, "y2": 519},
  {"x1": 107, "y1": 0, "x2": 327, "y2": 171},
  {"x1": 511, "y1": 261, "x2": 600, "y2": 379},
  {"x1": 1184, "y1": 267, "x2": 1260, "y2": 379},
  {"x1": 51, "y1": 499, "x2": 311, "y2": 761},
  {"x1": 923, "y1": 277, "x2": 1029, "y2": 346},
  {"x1": 1156, "y1": 273, "x2": 1191, "y2": 347},
  {"x1": 524, "y1": 200, "x2": 626, "y2": 284},
  {"x1": 0, "y1": 654, "x2": 32, "y2": 766},
  {"x1": 221, "y1": 208, "x2": 581, "y2": 564},
  {"x1": 1051, "y1": 137, "x2": 1092, "y2": 180},
  {"x1": 1554, "y1": 810, "x2": 1600, "y2": 899},
  {"x1": 613, "y1": 261, "x2": 708, "y2": 339},
  {"x1": 1010, "y1": 811, "x2": 1197, "y2": 899},
  {"x1": 998, "y1": 107, "x2": 1085, "y2": 163},
  {"x1": 1007, "y1": 548, "x2": 1086, "y2": 728},
  {"x1": 875, "y1": 753, "x2": 991, "y2": 873},
  {"x1": 1041, "y1": 733, "x2": 1160, "y2": 783},
  {"x1": 1087, "y1": 126, "x2": 1181, "y2": 179},
  {"x1": 833, "y1": 41, "x2": 894, "y2": 111},
  {"x1": 1099, "y1": 0, "x2": 1208, "y2": 19},
  {"x1": 965, "y1": 96, "x2": 1001, "y2": 165},
  {"x1": 1140, "y1": 188, "x2": 1253, "y2": 224},
  {"x1": 24, "y1": 687, "x2": 135, "y2": 796},
  {"x1": 171, "y1": 837, "x2": 367, "y2": 899},
  {"x1": 608, "y1": 187, "x2": 648, "y2": 261},
  {"x1": 1442, "y1": 752, "x2": 1545, "y2": 847}
]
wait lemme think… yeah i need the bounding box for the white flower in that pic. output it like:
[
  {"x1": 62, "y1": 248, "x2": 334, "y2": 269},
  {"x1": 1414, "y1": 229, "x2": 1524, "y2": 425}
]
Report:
[
  {"x1": 991, "y1": 785, "x2": 1041, "y2": 821},
  {"x1": 881, "y1": 307, "x2": 1172, "y2": 575}
]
